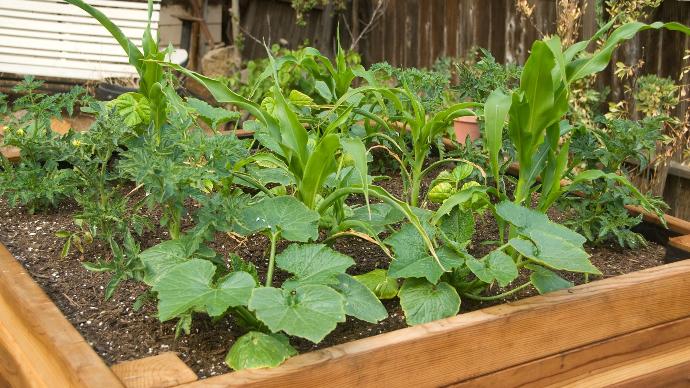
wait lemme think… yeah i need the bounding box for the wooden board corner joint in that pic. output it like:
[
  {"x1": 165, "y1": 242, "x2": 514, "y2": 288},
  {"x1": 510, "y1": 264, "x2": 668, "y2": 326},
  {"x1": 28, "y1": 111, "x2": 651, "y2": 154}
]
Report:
[{"x1": 111, "y1": 352, "x2": 198, "y2": 388}]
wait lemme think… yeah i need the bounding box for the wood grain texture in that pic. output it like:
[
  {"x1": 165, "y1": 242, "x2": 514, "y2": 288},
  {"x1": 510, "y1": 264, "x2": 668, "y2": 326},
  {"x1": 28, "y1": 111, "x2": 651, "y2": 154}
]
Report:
[
  {"x1": 557, "y1": 338, "x2": 690, "y2": 387},
  {"x1": 0, "y1": 146, "x2": 19, "y2": 162},
  {"x1": 451, "y1": 316, "x2": 690, "y2": 387},
  {"x1": 178, "y1": 260, "x2": 690, "y2": 388},
  {"x1": 112, "y1": 352, "x2": 197, "y2": 388},
  {"x1": 611, "y1": 360, "x2": 690, "y2": 388},
  {"x1": 0, "y1": 243, "x2": 124, "y2": 387},
  {"x1": 669, "y1": 235, "x2": 690, "y2": 252}
]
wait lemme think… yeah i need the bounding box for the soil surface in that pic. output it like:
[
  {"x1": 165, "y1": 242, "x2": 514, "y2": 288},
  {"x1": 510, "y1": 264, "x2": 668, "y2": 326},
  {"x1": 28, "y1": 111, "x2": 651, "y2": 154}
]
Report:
[{"x1": 0, "y1": 172, "x2": 666, "y2": 378}]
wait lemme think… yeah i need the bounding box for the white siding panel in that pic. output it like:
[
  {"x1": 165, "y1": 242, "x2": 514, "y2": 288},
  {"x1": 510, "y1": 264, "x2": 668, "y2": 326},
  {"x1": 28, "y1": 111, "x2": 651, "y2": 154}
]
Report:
[
  {"x1": 0, "y1": 16, "x2": 147, "y2": 39},
  {"x1": 0, "y1": 1, "x2": 160, "y2": 22},
  {"x1": 0, "y1": 0, "x2": 164, "y2": 80}
]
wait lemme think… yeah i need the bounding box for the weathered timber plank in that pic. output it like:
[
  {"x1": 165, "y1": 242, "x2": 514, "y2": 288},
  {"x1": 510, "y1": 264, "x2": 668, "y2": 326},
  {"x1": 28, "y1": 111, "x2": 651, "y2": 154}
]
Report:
[
  {"x1": 177, "y1": 260, "x2": 690, "y2": 388},
  {"x1": 112, "y1": 352, "x2": 197, "y2": 388},
  {"x1": 612, "y1": 360, "x2": 690, "y2": 388},
  {"x1": 669, "y1": 235, "x2": 690, "y2": 252},
  {"x1": 0, "y1": 146, "x2": 19, "y2": 162},
  {"x1": 557, "y1": 338, "x2": 690, "y2": 387},
  {"x1": 627, "y1": 205, "x2": 690, "y2": 235},
  {"x1": 0, "y1": 243, "x2": 124, "y2": 387},
  {"x1": 450, "y1": 316, "x2": 690, "y2": 387}
]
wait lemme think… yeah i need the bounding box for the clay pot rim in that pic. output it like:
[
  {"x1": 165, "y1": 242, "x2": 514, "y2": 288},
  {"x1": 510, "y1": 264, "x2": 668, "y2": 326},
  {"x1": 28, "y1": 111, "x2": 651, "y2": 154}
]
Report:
[{"x1": 453, "y1": 115, "x2": 478, "y2": 123}]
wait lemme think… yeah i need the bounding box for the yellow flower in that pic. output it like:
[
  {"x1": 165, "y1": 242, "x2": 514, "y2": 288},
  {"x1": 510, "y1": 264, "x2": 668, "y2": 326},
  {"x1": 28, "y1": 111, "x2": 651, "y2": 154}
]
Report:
[{"x1": 71, "y1": 139, "x2": 82, "y2": 147}]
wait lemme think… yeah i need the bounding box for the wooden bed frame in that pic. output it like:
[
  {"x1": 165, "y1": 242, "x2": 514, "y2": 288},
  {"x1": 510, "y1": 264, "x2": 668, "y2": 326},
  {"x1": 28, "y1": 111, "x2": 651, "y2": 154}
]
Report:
[
  {"x1": 1, "y1": 207, "x2": 690, "y2": 387},
  {"x1": 2, "y1": 120, "x2": 690, "y2": 386}
]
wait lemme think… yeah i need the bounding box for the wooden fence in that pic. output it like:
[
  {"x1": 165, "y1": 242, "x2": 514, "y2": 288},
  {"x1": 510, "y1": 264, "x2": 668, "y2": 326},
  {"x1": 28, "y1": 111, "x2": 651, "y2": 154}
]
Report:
[
  {"x1": 252, "y1": 0, "x2": 690, "y2": 219},
  {"x1": 361, "y1": 0, "x2": 689, "y2": 68}
]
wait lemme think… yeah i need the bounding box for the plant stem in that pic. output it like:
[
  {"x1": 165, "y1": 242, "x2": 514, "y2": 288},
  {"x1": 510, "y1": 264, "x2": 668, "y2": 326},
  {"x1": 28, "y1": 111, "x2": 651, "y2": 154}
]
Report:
[
  {"x1": 229, "y1": 171, "x2": 274, "y2": 198},
  {"x1": 265, "y1": 231, "x2": 280, "y2": 287},
  {"x1": 410, "y1": 161, "x2": 423, "y2": 207},
  {"x1": 318, "y1": 186, "x2": 441, "y2": 266},
  {"x1": 233, "y1": 306, "x2": 262, "y2": 330},
  {"x1": 462, "y1": 281, "x2": 532, "y2": 301}
]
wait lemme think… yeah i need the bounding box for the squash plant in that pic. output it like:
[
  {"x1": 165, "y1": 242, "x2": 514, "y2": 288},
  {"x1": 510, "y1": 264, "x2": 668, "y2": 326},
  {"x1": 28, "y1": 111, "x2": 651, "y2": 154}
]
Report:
[
  {"x1": 367, "y1": 187, "x2": 598, "y2": 325},
  {"x1": 139, "y1": 194, "x2": 387, "y2": 370}
]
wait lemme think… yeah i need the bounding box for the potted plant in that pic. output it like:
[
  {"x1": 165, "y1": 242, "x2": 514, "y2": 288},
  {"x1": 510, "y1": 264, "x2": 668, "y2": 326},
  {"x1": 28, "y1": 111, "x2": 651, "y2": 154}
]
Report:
[{"x1": 452, "y1": 115, "x2": 479, "y2": 144}]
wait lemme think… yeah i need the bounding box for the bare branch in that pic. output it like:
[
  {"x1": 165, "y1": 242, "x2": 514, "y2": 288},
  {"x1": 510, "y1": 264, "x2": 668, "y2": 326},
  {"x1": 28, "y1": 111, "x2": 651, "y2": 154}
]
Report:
[{"x1": 349, "y1": 0, "x2": 388, "y2": 51}]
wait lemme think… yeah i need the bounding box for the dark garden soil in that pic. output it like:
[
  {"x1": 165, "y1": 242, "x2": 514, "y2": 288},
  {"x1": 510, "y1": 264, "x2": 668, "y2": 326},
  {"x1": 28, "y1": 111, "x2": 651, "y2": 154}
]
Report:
[{"x1": 0, "y1": 173, "x2": 666, "y2": 378}]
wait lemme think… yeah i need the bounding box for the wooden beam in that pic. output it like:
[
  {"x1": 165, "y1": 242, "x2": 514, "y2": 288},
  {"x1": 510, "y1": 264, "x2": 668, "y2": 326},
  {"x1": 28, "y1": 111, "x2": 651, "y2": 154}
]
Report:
[
  {"x1": 178, "y1": 260, "x2": 690, "y2": 387},
  {"x1": 627, "y1": 205, "x2": 690, "y2": 235},
  {"x1": 0, "y1": 146, "x2": 19, "y2": 162},
  {"x1": 112, "y1": 352, "x2": 198, "y2": 388},
  {"x1": 188, "y1": 0, "x2": 216, "y2": 48},
  {"x1": 0, "y1": 244, "x2": 124, "y2": 387},
  {"x1": 669, "y1": 234, "x2": 690, "y2": 252},
  {"x1": 451, "y1": 316, "x2": 690, "y2": 387},
  {"x1": 561, "y1": 339, "x2": 690, "y2": 387},
  {"x1": 612, "y1": 360, "x2": 690, "y2": 388}
]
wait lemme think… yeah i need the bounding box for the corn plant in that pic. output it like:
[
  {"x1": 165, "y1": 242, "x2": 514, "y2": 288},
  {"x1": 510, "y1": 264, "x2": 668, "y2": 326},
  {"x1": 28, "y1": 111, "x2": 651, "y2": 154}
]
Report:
[
  {"x1": 65, "y1": 0, "x2": 168, "y2": 130},
  {"x1": 484, "y1": 19, "x2": 690, "y2": 213},
  {"x1": 341, "y1": 85, "x2": 480, "y2": 207}
]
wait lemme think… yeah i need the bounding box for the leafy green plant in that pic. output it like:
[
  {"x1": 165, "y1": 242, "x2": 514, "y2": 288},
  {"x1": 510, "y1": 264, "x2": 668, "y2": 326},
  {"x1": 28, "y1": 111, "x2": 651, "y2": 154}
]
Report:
[
  {"x1": 139, "y1": 194, "x2": 386, "y2": 370},
  {"x1": 225, "y1": 43, "x2": 363, "y2": 105},
  {"x1": 562, "y1": 116, "x2": 669, "y2": 247},
  {"x1": 65, "y1": 0, "x2": 168, "y2": 130},
  {"x1": 119, "y1": 124, "x2": 249, "y2": 239},
  {"x1": 483, "y1": 19, "x2": 690, "y2": 214},
  {"x1": 427, "y1": 163, "x2": 480, "y2": 204},
  {"x1": 357, "y1": 85, "x2": 479, "y2": 207},
  {"x1": 0, "y1": 78, "x2": 90, "y2": 212},
  {"x1": 370, "y1": 62, "x2": 451, "y2": 112},
  {"x1": 571, "y1": 116, "x2": 669, "y2": 174},
  {"x1": 454, "y1": 48, "x2": 522, "y2": 104},
  {"x1": 159, "y1": 46, "x2": 376, "y2": 233},
  {"x1": 634, "y1": 74, "x2": 679, "y2": 117},
  {"x1": 84, "y1": 231, "x2": 144, "y2": 300},
  {"x1": 560, "y1": 181, "x2": 665, "y2": 248}
]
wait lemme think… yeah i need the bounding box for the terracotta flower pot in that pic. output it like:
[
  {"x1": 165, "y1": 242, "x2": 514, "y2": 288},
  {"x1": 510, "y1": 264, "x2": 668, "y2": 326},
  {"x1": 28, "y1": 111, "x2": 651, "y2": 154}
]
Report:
[{"x1": 453, "y1": 115, "x2": 480, "y2": 144}]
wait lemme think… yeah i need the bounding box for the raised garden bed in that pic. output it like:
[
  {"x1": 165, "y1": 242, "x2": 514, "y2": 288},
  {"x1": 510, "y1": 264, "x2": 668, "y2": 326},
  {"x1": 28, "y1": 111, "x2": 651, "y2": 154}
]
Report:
[
  {"x1": 3, "y1": 4, "x2": 690, "y2": 386},
  {"x1": 3, "y1": 95, "x2": 690, "y2": 387},
  {"x1": 1, "y1": 195, "x2": 690, "y2": 387}
]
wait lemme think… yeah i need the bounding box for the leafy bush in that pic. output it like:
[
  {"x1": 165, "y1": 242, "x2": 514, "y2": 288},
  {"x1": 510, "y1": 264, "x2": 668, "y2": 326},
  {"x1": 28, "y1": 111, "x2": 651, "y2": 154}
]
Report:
[
  {"x1": 634, "y1": 74, "x2": 679, "y2": 117},
  {"x1": 454, "y1": 48, "x2": 521, "y2": 103},
  {"x1": 0, "y1": 77, "x2": 90, "y2": 212},
  {"x1": 223, "y1": 44, "x2": 362, "y2": 104},
  {"x1": 563, "y1": 116, "x2": 669, "y2": 247},
  {"x1": 370, "y1": 62, "x2": 451, "y2": 112}
]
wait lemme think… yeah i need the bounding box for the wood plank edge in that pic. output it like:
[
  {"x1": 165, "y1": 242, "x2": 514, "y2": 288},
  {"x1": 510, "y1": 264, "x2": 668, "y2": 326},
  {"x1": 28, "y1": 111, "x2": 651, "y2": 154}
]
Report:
[
  {"x1": 567, "y1": 338, "x2": 690, "y2": 387},
  {"x1": 450, "y1": 315, "x2": 690, "y2": 387},
  {"x1": 112, "y1": 352, "x2": 198, "y2": 388},
  {"x1": 177, "y1": 260, "x2": 690, "y2": 387},
  {"x1": 0, "y1": 242, "x2": 124, "y2": 387}
]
